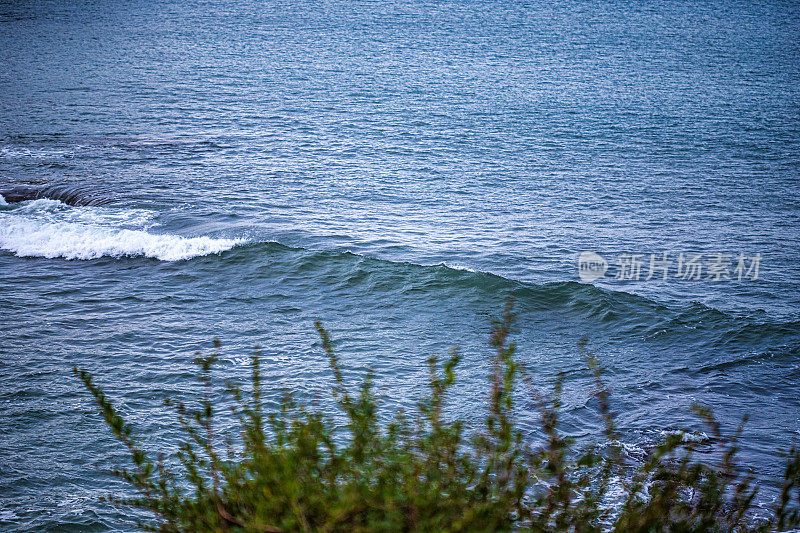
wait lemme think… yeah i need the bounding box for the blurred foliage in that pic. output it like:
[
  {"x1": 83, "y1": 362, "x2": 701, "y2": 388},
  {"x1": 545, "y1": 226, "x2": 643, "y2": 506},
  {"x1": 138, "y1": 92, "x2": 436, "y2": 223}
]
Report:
[{"x1": 75, "y1": 304, "x2": 800, "y2": 532}]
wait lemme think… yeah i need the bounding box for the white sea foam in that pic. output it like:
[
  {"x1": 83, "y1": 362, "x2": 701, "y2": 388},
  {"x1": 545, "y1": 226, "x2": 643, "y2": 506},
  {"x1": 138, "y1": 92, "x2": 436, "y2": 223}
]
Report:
[
  {"x1": 0, "y1": 199, "x2": 242, "y2": 261},
  {"x1": 10, "y1": 198, "x2": 159, "y2": 227},
  {"x1": 442, "y1": 262, "x2": 477, "y2": 272},
  {"x1": 0, "y1": 194, "x2": 7, "y2": 205}
]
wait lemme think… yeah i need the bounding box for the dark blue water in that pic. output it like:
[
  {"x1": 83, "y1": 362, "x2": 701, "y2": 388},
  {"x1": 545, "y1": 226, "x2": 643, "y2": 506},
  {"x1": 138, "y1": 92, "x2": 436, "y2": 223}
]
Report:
[{"x1": 1, "y1": 0, "x2": 799, "y2": 529}]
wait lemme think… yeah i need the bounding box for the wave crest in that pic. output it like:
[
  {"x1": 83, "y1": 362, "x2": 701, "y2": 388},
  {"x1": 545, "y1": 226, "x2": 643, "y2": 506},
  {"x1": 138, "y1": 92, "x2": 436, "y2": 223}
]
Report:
[
  {"x1": 0, "y1": 184, "x2": 106, "y2": 206},
  {"x1": 0, "y1": 199, "x2": 242, "y2": 261}
]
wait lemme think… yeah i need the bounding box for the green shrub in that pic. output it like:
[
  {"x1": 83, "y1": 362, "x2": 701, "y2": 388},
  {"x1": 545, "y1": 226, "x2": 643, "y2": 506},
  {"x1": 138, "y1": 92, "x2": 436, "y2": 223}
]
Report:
[{"x1": 74, "y1": 305, "x2": 800, "y2": 532}]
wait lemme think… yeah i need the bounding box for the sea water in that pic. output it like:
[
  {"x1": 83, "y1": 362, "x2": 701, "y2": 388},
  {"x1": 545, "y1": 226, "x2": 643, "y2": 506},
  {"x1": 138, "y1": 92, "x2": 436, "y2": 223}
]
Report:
[{"x1": 1, "y1": 0, "x2": 799, "y2": 529}]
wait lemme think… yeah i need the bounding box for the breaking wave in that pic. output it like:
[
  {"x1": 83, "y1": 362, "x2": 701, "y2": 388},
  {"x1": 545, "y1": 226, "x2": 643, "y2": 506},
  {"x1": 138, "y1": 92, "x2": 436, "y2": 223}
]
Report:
[
  {"x1": 0, "y1": 184, "x2": 107, "y2": 206},
  {"x1": 0, "y1": 197, "x2": 243, "y2": 261}
]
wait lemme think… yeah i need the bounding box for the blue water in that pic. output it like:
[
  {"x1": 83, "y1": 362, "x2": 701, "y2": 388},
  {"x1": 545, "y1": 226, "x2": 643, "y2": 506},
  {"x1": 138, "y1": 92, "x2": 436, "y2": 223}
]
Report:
[{"x1": 1, "y1": 0, "x2": 799, "y2": 529}]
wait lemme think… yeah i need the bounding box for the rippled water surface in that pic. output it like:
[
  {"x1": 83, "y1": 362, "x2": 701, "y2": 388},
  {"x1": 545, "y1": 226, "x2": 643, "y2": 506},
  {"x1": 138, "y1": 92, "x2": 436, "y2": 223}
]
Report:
[{"x1": 1, "y1": 0, "x2": 799, "y2": 530}]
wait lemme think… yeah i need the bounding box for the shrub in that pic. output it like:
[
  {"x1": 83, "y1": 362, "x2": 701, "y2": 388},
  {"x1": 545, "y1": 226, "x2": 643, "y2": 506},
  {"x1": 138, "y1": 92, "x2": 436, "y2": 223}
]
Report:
[{"x1": 74, "y1": 305, "x2": 800, "y2": 532}]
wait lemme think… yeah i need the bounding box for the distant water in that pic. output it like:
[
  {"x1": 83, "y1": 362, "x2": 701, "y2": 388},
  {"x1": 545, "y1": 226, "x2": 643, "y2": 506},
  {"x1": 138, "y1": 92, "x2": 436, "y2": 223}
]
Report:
[{"x1": 1, "y1": 0, "x2": 799, "y2": 529}]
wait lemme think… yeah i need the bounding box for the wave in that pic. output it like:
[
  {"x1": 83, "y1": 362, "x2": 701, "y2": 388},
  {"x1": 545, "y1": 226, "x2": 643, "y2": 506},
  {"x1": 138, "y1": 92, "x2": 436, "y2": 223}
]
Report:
[
  {"x1": 3, "y1": 197, "x2": 797, "y2": 349},
  {"x1": 211, "y1": 241, "x2": 800, "y2": 351},
  {"x1": 0, "y1": 183, "x2": 107, "y2": 206},
  {"x1": 0, "y1": 198, "x2": 243, "y2": 261}
]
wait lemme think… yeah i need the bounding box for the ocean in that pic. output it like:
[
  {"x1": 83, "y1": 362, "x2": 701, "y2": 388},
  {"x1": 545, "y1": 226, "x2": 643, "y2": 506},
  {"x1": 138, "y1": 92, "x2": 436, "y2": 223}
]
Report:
[{"x1": 1, "y1": 0, "x2": 799, "y2": 530}]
